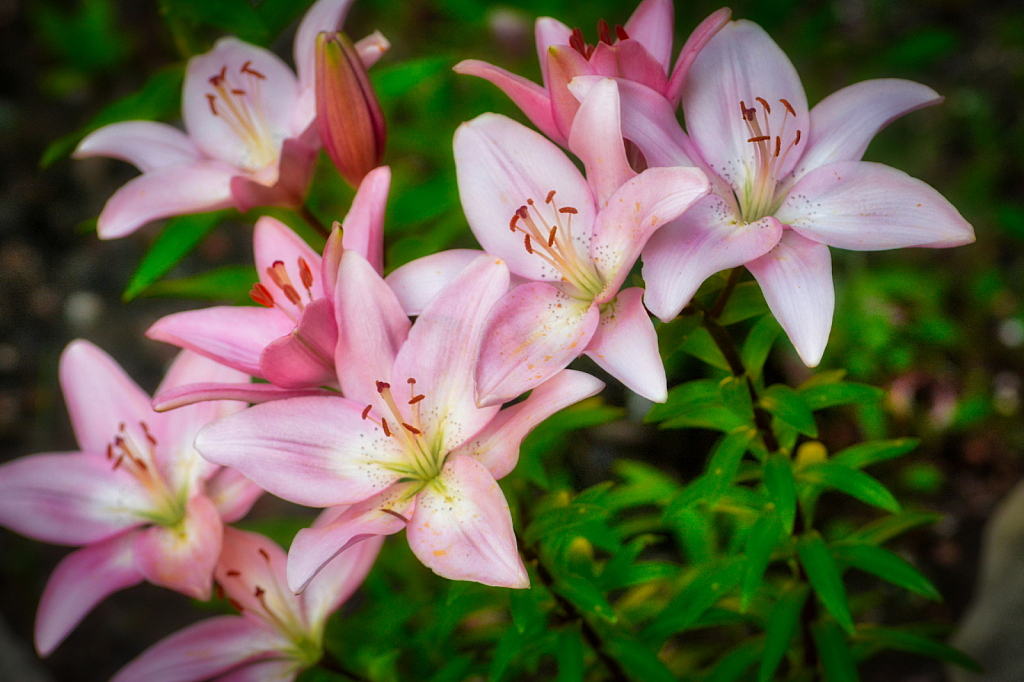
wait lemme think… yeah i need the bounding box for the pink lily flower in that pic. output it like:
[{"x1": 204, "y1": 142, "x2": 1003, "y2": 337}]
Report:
[
  {"x1": 111, "y1": 525, "x2": 382, "y2": 682},
  {"x1": 573, "y1": 20, "x2": 975, "y2": 366},
  {"x1": 73, "y1": 0, "x2": 389, "y2": 239},
  {"x1": 454, "y1": 0, "x2": 730, "y2": 146},
  {"x1": 195, "y1": 252, "x2": 605, "y2": 589},
  {"x1": 453, "y1": 79, "x2": 709, "y2": 405},
  {"x1": 147, "y1": 166, "x2": 391, "y2": 409},
  {"x1": 0, "y1": 341, "x2": 261, "y2": 655}
]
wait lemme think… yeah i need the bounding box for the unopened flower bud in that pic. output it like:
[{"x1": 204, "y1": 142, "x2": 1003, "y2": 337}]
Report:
[{"x1": 315, "y1": 31, "x2": 386, "y2": 188}]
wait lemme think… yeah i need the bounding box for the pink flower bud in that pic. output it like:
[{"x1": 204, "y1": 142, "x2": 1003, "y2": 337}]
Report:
[{"x1": 315, "y1": 31, "x2": 386, "y2": 188}]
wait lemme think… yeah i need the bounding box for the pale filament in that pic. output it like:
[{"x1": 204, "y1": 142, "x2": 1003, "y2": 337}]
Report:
[
  {"x1": 206, "y1": 61, "x2": 277, "y2": 171},
  {"x1": 106, "y1": 422, "x2": 178, "y2": 517},
  {"x1": 738, "y1": 97, "x2": 803, "y2": 222},
  {"x1": 222, "y1": 548, "x2": 305, "y2": 639},
  {"x1": 361, "y1": 379, "x2": 437, "y2": 480},
  {"x1": 509, "y1": 191, "x2": 602, "y2": 297}
]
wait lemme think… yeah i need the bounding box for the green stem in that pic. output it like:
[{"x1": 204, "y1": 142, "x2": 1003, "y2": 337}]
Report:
[{"x1": 298, "y1": 203, "x2": 331, "y2": 239}]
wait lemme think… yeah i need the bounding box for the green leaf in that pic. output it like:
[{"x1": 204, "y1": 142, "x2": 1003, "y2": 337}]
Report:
[
  {"x1": 646, "y1": 379, "x2": 719, "y2": 423},
  {"x1": 644, "y1": 557, "x2": 744, "y2": 642},
  {"x1": 760, "y1": 384, "x2": 818, "y2": 438},
  {"x1": 741, "y1": 315, "x2": 782, "y2": 379},
  {"x1": 717, "y1": 282, "x2": 769, "y2": 325},
  {"x1": 42, "y1": 65, "x2": 185, "y2": 168},
  {"x1": 140, "y1": 266, "x2": 258, "y2": 303},
  {"x1": 831, "y1": 439, "x2": 919, "y2": 470},
  {"x1": 799, "y1": 382, "x2": 884, "y2": 411},
  {"x1": 159, "y1": 0, "x2": 272, "y2": 43},
  {"x1": 599, "y1": 535, "x2": 673, "y2": 591},
  {"x1": 122, "y1": 210, "x2": 232, "y2": 301},
  {"x1": 680, "y1": 326, "x2": 731, "y2": 371},
  {"x1": 525, "y1": 502, "x2": 610, "y2": 545},
  {"x1": 657, "y1": 313, "x2": 702, "y2": 360},
  {"x1": 799, "y1": 462, "x2": 901, "y2": 514},
  {"x1": 552, "y1": 574, "x2": 617, "y2": 623},
  {"x1": 830, "y1": 543, "x2": 941, "y2": 601},
  {"x1": 489, "y1": 626, "x2": 525, "y2": 682},
  {"x1": 812, "y1": 620, "x2": 858, "y2": 682},
  {"x1": 705, "y1": 637, "x2": 764, "y2": 682},
  {"x1": 852, "y1": 626, "x2": 981, "y2": 672},
  {"x1": 662, "y1": 405, "x2": 749, "y2": 432},
  {"x1": 669, "y1": 507, "x2": 715, "y2": 563},
  {"x1": 719, "y1": 375, "x2": 754, "y2": 420},
  {"x1": 798, "y1": 533, "x2": 854, "y2": 634},
  {"x1": 556, "y1": 627, "x2": 585, "y2": 682},
  {"x1": 843, "y1": 510, "x2": 942, "y2": 546},
  {"x1": 508, "y1": 585, "x2": 547, "y2": 634},
  {"x1": 764, "y1": 453, "x2": 797, "y2": 533},
  {"x1": 371, "y1": 56, "x2": 450, "y2": 102},
  {"x1": 758, "y1": 584, "x2": 810, "y2": 682},
  {"x1": 604, "y1": 635, "x2": 677, "y2": 682},
  {"x1": 668, "y1": 431, "x2": 753, "y2": 512},
  {"x1": 741, "y1": 513, "x2": 785, "y2": 611},
  {"x1": 607, "y1": 460, "x2": 680, "y2": 509}
]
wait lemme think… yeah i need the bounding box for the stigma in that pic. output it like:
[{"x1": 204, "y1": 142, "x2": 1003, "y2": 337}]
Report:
[
  {"x1": 206, "y1": 61, "x2": 279, "y2": 171},
  {"x1": 736, "y1": 97, "x2": 803, "y2": 222}
]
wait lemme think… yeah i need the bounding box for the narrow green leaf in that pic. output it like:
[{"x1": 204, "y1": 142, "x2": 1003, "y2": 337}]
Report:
[
  {"x1": 657, "y1": 313, "x2": 702, "y2": 360},
  {"x1": 159, "y1": 0, "x2": 271, "y2": 43},
  {"x1": 509, "y1": 586, "x2": 546, "y2": 634},
  {"x1": 760, "y1": 384, "x2": 818, "y2": 437},
  {"x1": 668, "y1": 431, "x2": 753, "y2": 512},
  {"x1": 799, "y1": 382, "x2": 884, "y2": 411},
  {"x1": 607, "y1": 460, "x2": 680, "y2": 509},
  {"x1": 706, "y1": 637, "x2": 764, "y2": 682},
  {"x1": 604, "y1": 636, "x2": 677, "y2": 682},
  {"x1": 844, "y1": 510, "x2": 942, "y2": 546},
  {"x1": 831, "y1": 543, "x2": 941, "y2": 600},
  {"x1": 489, "y1": 626, "x2": 525, "y2": 682},
  {"x1": 556, "y1": 627, "x2": 586, "y2": 682},
  {"x1": 427, "y1": 655, "x2": 475, "y2": 682},
  {"x1": 140, "y1": 266, "x2": 258, "y2": 303},
  {"x1": 758, "y1": 584, "x2": 810, "y2": 682},
  {"x1": 798, "y1": 533, "x2": 855, "y2": 634},
  {"x1": 553, "y1": 574, "x2": 617, "y2": 623},
  {"x1": 764, "y1": 453, "x2": 797, "y2": 533},
  {"x1": 797, "y1": 369, "x2": 847, "y2": 390},
  {"x1": 800, "y1": 462, "x2": 901, "y2": 514},
  {"x1": 680, "y1": 326, "x2": 731, "y2": 371},
  {"x1": 719, "y1": 375, "x2": 754, "y2": 420},
  {"x1": 524, "y1": 503, "x2": 610, "y2": 545},
  {"x1": 42, "y1": 65, "x2": 185, "y2": 168},
  {"x1": 661, "y1": 406, "x2": 749, "y2": 432},
  {"x1": 122, "y1": 210, "x2": 232, "y2": 301},
  {"x1": 645, "y1": 379, "x2": 720, "y2": 423},
  {"x1": 852, "y1": 626, "x2": 981, "y2": 672},
  {"x1": 741, "y1": 513, "x2": 785, "y2": 611},
  {"x1": 644, "y1": 557, "x2": 744, "y2": 641},
  {"x1": 670, "y1": 507, "x2": 715, "y2": 564},
  {"x1": 831, "y1": 439, "x2": 919, "y2": 470},
  {"x1": 741, "y1": 315, "x2": 782, "y2": 379},
  {"x1": 717, "y1": 282, "x2": 769, "y2": 325},
  {"x1": 812, "y1": 620, "x2": 859, "y2": 682}
]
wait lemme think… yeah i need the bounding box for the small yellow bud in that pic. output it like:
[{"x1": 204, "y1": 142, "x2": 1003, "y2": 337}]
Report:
[{"x1": 795, "y1": 441, "x2": 828, "y2": 467}]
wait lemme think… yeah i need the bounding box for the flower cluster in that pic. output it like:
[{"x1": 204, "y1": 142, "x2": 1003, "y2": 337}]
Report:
[{"x1": 0, "y1": 0, "x2": 975, "y2": 679}]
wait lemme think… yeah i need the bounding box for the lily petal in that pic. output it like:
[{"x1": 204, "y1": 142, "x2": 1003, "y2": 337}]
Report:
[
  {"x1": 407, "y1": 455, "x2": 528, "y2": 588},
  {"x1": 613, "y1": 39, "x2": 669, "y2": 95},
  {"x1": 584, "y1": 288, "x2": 665, "y2": 402},
  {"x1": 546, "y1": 45, "x2": 594, "y2": 142},
  {"x1": 182, "y1": 38, "x2": 298, "y2": 166},
  {"x1": 288, "y1": 486, "x2": 413, "y2": 593},
  {"x1": 790, "y1": 79, "x2": 942, "y2": 184},
  {"x1": 452, "y1": 60, "x2": 563, "y2": 145},
  {"x1": 59, "y1": 339, "x2": 153, "y2": 454},
  {"x1": 475, "y1": 283, "x2": 600, "y2": 407},
  {"x1": 590, "y1": 166, "x2": 711, "y2": 302},
  {"x1": 152, "y1": 383, "x2": 337, "y2": 412},
  {"x1": 147, "y1": 306, "x2": 295, "y2": 377},
  {"x1": 682, "y1": 20, "x2": 808, "y2": 194},
  {"x1": 133, "y1": 494, "x2": 223, "y2": 599},
  {"x1": 665, "y1": 7, "x2": 732, "y2": 107},
  {"x1": 260, "y1": 299, "x2": 338, "y2": 388},
  {"x1": 294, "y1": 0, "x2": 356, "y2": 91},
  {"x1": 0, "y1": 453, "x2": 148, "y2": 545},
  {"x1": 230, "y1": 136, "x2": 318, "y2": 213},
  {"x1": 35, "y1": 531, "x2": 143, "y2": 656},
  {"x1": 333, "y1": 251, "x2": 411, "y2": 410},
  {"x1": 568, "y1": 78, "x2": 635, "y2": 206},
  {"x1": 623, "y1": 0, "x2": 674, "y2": 72},
  {"x1": 385, "y1": 249, "x2": 485, "y2": 316},
  {"x1": 302, "y1": 533, "x2": 383, "y2": 633},
  {"x1": 253, "y1": 216, "x2": 325, "y2": 318},
  {"x1": 451, "y1": 369, "x2": 604, "y2": 479},
  {"x1": 73, "y1": 121, "x2": 200, "y2": 172},
  {"x1": 355, "y1": 31, "x2": 390, "y2": 69},
  {"x1": 204, "y1": 467, "x2": 264, "y2": 524},
  {"x1": 393, "y1": 255, "x2": 509, "y2": 455},
  {"x1": 110, "y1": 616, "x2": 287, "y2": 682},
  {"x1": 641, "y1": 195, "x2": 783, "y2": 321},
  {"x1": 215, "y1": 527, "x2": 300, "y2": 619},
  {"x1": 341, "y1": 165, "x2": 391, "y2": 275},
  {"x1": 195, "y1": 396, "x2": 407, "y2": 507},
  {"x1": 535, "y1": 17, "x2": 572, "y2": 89},
  {"x1": 778, "y1": 161, "x2": 976, "y2": 250},
  {"x1": 746, "y1": 231, "x2": 833, "y2": 367},
  {"x1": 96, "y1": 161, "x2": 235, "y2": 239},
  {"x1": 454, "y1": 113, "x2": 596, "y2": 281}
]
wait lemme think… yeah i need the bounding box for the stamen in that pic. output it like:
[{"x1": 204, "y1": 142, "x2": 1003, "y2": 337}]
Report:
[
  {"x1": 570, "y1": 28, "x2": 587, "y2": 56},
  {"x1": 250, "y1": 282, "x2": 275, "y2": 308},
  {"x1": 240, "y1": 61, "x2": 266, "y2": 79},
  {"x1": 141, "y1": 421, "x2": 157, "y2": 446},
  {"x1": 258, "y1": 548, "x2": 270, "y2": 562},
  {"x1": 106, "y1": 444, "x2": 114, "y2": 460},
  {"x1": 362, "y1": 404, "x2": 373, "y2": 419},
  {"x1": 780, "y1": 98, "x2": 796, "y2": 116},
  {"x1": 755, "y1": 97, "x2": 771, "y2": 115},
  {"x1": 206, "y1": 94, "x2": 218, "y2": 116},
  {"x1": 794, "y1": 130, "x2": 801, "y2": 145},
  {"x1": 228, "y1": 598, "x2": 244, "y2": 612},
  {"x1": 226, "y1": 570, "x2": 241, "y2": 577},
  {"x1": 381, "y1": 508, "x2": 409, "y2": 523},
  {"x1": 298, "y1": 257, "x2": 314, "y2": 295},
  {"x1": 559, "y1": 207, "x2": 578, "y2": 215},
  {"x1": 409, "y1": 394, "x2": 425, "y2": 405},
  {"x1": 548, "y1": 226, "x2": 558, "y2": 247},
  {"x1": 615, "y1": 25, "x2": 629, "y2": 41},
  {"x1": 747, "y1": 135, "x2": 771, "y2": 143},
  {"x1": 545, "y1": 190, "x2": 556, "y2": 204},
  {"x1": 524, "y1": 234, "x2": 533, "y2": 254},
  {"x1": 231, "y1": 89, "x2": 246, "y2": 96},
  {"x1": 509, "y1": 215, "x2": 519, "y2": 232},
  {"x1": 775, "y1": 136, "x2": 781, "y2": 157},
  {"x1": 402, "y1": 423, "x2": 421, "y2": 435},
  {"x1": 267, "y1": 261, "x2": 292, "y2": 290},
  {"x1": 598, "y1": 18, "x2": 612, "y2": 45},
  {"x1": 381, "y1": 418, "x2": 391, "y2": 437}
]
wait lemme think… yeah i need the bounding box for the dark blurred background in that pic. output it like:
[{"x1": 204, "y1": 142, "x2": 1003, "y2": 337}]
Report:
[{"x1": 1, "y1": 0, "x2": 1023, "y2": 679}]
